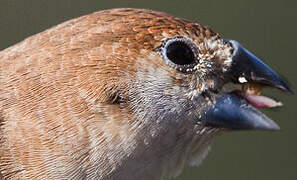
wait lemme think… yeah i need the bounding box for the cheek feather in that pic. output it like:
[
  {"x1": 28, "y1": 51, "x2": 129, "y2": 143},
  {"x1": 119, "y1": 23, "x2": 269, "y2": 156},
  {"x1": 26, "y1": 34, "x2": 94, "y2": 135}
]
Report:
[{"x1": 194, "y1": 37, "x2": 233, "y2": 73}]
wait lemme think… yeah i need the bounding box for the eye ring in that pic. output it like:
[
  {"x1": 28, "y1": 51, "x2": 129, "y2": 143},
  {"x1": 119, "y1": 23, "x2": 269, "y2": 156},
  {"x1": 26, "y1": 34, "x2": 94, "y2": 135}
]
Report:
[{"x1": 161, "y1": 36, "x2": 199, "y2": 72}]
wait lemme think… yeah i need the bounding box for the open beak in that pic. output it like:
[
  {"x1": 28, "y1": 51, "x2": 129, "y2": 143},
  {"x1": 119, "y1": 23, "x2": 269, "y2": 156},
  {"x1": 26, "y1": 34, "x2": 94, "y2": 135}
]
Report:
[{"x1": 201, "y1": 40, "x2": 293, "y2": 130}]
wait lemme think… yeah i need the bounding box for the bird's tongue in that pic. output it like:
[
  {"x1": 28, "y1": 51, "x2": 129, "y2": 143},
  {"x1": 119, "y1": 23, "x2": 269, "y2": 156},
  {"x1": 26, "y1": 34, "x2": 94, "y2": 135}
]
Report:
[
  {"x1": 234, "y1": 82, "x2": 283, "y2": 109},
  {"x1": 239, "y1": 92, "x2": 282, "y2": 108}
]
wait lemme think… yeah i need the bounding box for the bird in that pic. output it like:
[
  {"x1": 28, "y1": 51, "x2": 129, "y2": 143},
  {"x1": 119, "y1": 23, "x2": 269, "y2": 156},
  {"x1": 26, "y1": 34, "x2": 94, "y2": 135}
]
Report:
[{"x1": 0, "y1": 8, "x2": 292, "y2": 180}]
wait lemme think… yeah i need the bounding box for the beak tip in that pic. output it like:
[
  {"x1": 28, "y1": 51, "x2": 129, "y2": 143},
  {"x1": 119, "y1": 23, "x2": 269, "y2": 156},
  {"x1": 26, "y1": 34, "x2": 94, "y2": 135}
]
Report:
[
  {"x1": 253, "y1": 120, "x2": 280, "y2": 131},
  {"x1": 285, "y1": 86, "x2": 295, "y2": 95},
  {"x1": 271, "y1": 125, "x2": 280, "y2": 131},
  {"x1": 276, "y1": 77, "x2": 294, "y2": 94}
]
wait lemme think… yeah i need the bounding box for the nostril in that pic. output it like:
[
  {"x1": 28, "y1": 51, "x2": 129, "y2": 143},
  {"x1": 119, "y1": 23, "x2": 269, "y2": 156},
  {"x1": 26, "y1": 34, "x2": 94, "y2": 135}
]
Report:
[{"x1": 223, "y1": 39, "x2": 236, "y2": 56}]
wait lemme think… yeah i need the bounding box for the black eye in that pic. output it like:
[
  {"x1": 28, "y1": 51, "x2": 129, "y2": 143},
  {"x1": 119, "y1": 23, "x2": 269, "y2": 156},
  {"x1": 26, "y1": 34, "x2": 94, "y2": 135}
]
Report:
[{"x1": 162, "y1": 37, "x2": 197, "y2": 68}]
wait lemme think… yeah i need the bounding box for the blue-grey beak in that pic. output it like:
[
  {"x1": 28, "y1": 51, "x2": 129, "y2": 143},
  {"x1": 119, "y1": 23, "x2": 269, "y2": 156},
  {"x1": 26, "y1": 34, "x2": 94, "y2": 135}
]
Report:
[
  {"x1": 201, "y1": 93, "x2": 280, "y2": 130},
  {"x1": 201, "y1": 40, "x2": 292, "y2": 130},
  {"x1": 227, "y1": 40, "x2": 293, "y2": 93}
]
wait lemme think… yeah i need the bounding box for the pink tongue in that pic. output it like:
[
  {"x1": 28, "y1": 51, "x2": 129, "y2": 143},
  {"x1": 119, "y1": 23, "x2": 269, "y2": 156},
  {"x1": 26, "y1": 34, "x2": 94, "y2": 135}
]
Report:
[{"x1": 242, "y1": 93, "x2": 282, "y2": 108}]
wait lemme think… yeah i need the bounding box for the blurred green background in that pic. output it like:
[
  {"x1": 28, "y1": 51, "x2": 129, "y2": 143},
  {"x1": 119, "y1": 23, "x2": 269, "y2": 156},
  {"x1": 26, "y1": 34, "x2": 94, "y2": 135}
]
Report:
[{"x1": 0, "y1": 0, "x2": 296, "y2": 179}]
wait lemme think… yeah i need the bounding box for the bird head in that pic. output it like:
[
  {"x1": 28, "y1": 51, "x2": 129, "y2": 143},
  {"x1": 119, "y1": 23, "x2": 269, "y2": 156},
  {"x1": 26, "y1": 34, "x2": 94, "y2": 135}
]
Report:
[
  {"x1": 84, "y1": 9, "x2": 291, "y2": 132},
  {"x1": 0, "y1": 8, "x2": 292, "y2": 179},
  {"x1": 71, "y1": 8, "x2": 292, "y2": 174}
]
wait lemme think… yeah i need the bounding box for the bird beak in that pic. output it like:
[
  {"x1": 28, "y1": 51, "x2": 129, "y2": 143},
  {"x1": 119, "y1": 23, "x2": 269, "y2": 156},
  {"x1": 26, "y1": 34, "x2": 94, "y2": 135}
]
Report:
[
  {"x1": 200, "y1": 40, "x2": 293, "y2": 130},
  {"x1": 200, "y1": 93, "x2": 280, "y2": 130},
  {"x1": 226, "y1": 40, "x2": 292, "y2": 93}
]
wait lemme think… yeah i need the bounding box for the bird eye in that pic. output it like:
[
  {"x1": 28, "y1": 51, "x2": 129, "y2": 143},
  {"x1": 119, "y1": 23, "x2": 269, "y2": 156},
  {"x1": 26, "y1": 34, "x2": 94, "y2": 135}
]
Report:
[
  {"x1": 166, "y1": 41, "x2": 195, "y2": 65},
  {"x1": 161, "y1": 37, "x2": 198, "y2": 71}
]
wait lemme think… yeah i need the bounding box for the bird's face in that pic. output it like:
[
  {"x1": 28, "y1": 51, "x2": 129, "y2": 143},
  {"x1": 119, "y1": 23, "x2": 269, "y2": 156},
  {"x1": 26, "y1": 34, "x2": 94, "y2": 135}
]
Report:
[
  {"x1": 85, "y1": 9, "x2": 291, "y2": 173},
  {"x1": 126, "y1": 34, "x2": 232, "y2": 137},
  {"x1": 99, "y1": 9, "x2": 289, "y2": 132}
]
